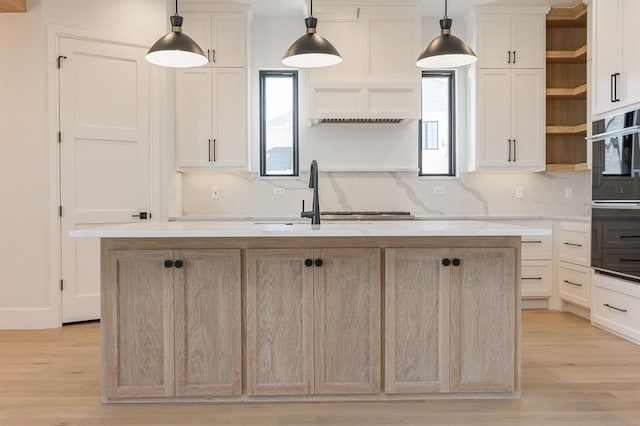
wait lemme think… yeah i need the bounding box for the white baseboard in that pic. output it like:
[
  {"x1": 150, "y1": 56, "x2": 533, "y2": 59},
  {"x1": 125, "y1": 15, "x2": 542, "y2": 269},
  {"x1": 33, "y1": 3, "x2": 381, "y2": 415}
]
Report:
[
  {"x1": 521, "y1": 298, "x2": 549, "y2": 310},
  {"x1": 561, "y1": 300, "x2": 590, "y2": 320},
  {"x1": 0, "y1": 307, "x2": 60, "y2": 329}
]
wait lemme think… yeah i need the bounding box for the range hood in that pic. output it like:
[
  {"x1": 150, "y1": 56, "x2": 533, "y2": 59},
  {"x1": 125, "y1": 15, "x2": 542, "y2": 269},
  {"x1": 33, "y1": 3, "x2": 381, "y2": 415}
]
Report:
[{"x1": 306, "y1": 1, "x2": 422, "y2": 126}]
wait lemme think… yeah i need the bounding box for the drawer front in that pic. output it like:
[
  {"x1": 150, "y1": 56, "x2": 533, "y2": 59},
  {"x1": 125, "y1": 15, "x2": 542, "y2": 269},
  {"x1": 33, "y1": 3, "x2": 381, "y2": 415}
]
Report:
[
  {"x1": 521, "y1": 236, "x2": 552, "y2": 260},
  {"x1": 559, "y1": 228, "x2": 590, "y2": 266},
  {"x1": 592, "y1": 284, "x2": 640, "y2": 344},
  {"x1": 521, "y1": 260, "x2": 552, "y2": 297},
  {"x1": 559, "y1": 263, "x2": 590, "y2": 308},
  {"x1": 602, "y1": 220, "x2": 640, "y2": 249}
]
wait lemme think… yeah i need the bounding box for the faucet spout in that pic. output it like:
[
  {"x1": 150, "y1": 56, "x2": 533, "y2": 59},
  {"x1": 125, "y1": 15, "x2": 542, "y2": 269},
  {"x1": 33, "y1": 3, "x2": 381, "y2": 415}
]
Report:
[{"x1": 301, "y1": 160, "x2": 321, "y2": 225}]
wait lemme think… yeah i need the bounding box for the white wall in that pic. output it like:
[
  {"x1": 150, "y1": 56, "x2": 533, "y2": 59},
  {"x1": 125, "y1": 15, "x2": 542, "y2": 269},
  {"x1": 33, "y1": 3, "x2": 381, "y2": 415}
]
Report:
[
  {"x1": 180, "y1": 14, "x2": 590, "y2": 219},
  {"x1": 0, "y1": 0, "x2": 168, "y2": 329}
]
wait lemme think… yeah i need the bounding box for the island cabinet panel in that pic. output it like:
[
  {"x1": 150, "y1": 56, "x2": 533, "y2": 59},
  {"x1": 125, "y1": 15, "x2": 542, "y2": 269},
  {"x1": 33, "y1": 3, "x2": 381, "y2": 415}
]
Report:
[
  {"x1": 174, "y1": 249, "x2": 241, "y2": 397},
  {"x1": 450, "y1": 248, "x2": 516, "y2": 393},
  {"x1": 245, "y1": 249, "x2": 315, "y2": 395},
  {"x1": 104, "y1": 250, "x2": 175, "y2": 398},
  {"x1": 384, "y1": 248, "x2": 450, "y2": 394},
  {"x1": 314, "y1": 248, "x2": 381, "y2": 394}
]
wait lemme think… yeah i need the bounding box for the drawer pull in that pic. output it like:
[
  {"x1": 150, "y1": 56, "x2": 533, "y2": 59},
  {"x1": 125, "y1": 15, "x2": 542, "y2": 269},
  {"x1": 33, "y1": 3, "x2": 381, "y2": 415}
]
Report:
[
  {"x1": 620, "y1": 235, "x2": 640, "y2": 239},
  {"x1": 604, "y1": 303, "x2": 628, "y2": 313},
  {"x1": 522, "y1": 240, "x2": 542, "y2": 244},
  {"x1": 620, "y1": 258, "x2": 640, "y2": 262},
  {"x1": 563, "y1": 242, "x2": 583, "y2": 247},
  {"x1": 563, "y1": 279, "x2": 582, "y2": 287},
  {"x1": 522, "y1": 277, "x2": 543, "y2": 280}
]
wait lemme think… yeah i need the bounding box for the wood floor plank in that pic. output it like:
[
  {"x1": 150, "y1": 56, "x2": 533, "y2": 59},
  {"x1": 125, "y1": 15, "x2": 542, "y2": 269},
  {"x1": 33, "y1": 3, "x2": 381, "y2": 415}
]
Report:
[{"x1": 1, "y1": 311, "x2": 640, "y2": 425}]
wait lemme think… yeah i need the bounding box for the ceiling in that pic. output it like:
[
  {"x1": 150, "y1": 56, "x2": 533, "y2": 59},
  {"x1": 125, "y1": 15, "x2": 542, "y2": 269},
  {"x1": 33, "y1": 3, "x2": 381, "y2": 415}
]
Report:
[{"x1": 241, "y1": 0, "x2": 581, "y2": 16}]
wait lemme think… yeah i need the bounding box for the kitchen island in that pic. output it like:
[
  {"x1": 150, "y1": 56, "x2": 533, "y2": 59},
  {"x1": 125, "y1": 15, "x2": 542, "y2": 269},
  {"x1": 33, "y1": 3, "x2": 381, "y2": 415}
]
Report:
[{"x1": 72, "y1": 220, "x2": 550, "y2": 403}]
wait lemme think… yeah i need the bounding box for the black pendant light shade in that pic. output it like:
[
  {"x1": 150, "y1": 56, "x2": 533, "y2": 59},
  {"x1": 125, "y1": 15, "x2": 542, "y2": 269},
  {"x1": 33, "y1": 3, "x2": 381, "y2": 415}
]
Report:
[
  {"x1": 146, "y1": 1, "x2": 208, "y2": 68},
  {"x1": 416, "y1": 1, "x2": 477, "y2": 68},
  {"x1": 282, "y1": 2, "x2": 342, "y2": 68}
]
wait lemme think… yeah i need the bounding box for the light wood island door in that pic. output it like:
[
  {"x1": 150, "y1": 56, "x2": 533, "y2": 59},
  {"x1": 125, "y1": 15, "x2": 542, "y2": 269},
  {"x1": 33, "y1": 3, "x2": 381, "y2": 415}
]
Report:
[
  {"x1": 245, "y1": 249, "x2": 314, "y2": 395},
  {"x1": 450, "y1": 248, "x2": 516, "y2": 393},
  {"x1": 314, "y1": 248, "x2": 381, "y2": 394},
  {"x1": 104, "y1": 250, "x2": 174, "y2": 398},
  {"x1": 174, "y1": 249, "x2": 241, "y2": 397},
  {"x1": 385, "y1": 248, "x2": 450, "y2": 393}
]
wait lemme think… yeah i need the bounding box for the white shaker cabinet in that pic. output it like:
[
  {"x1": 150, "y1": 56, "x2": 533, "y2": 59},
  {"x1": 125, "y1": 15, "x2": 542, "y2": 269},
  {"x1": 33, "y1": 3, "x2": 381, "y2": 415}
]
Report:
[
  {"x1": 476, "y1": 68, "x2": 545, "y2": 170},
  {"x1": 592, "y1": 0, "x2": 640, "y2": 116},
  {"x1": 176, "y1": 68, "x2": 247, "y2": 169},
  {"x1": 180, "y1": 10, "x2": 247, "y2": 68},
  {"x1": 477, "y1": 13, "x2": 545, "y2": 69}
]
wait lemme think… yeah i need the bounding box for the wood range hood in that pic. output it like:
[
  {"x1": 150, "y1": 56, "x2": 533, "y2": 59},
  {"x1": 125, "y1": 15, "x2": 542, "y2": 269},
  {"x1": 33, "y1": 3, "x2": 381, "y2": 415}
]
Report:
[{"x1": 0, "y1": 0, "x2": 26, "y2": 13}]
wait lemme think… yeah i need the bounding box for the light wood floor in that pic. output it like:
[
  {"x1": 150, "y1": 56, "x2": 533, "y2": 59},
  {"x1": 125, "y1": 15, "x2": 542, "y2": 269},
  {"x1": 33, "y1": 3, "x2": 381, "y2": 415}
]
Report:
[{"x1": 1, "y1": 311, "x2": 640, "y2": 426}]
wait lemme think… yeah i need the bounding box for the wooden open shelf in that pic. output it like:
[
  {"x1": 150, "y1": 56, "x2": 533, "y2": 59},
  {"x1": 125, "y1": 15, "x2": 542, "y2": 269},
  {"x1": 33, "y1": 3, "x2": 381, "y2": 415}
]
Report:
[
  {"x1": 546, "y1": 123, "x2": 587, "y2": 134},
  {"x1": 545, "y1": 3, "x2": 588, "y2": 171},
  {"x1": 546, "y1": 83, "x2": 587, "y2": 99},
  {"x1": 0, "y1": 0, "x2": 26, "y2": 13},
  {"x1": 546, "y1": 45, "x2": 587, "y2": 63},
  {"x1": 546, "y1": 163, "x2": 589, "y2": 172}
]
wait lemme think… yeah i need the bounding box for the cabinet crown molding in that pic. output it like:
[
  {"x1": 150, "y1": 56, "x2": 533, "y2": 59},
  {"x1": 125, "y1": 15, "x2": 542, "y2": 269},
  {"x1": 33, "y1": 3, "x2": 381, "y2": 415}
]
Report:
[{"x1": 473, "y1": 6, "x2": 550, "y2": 15}]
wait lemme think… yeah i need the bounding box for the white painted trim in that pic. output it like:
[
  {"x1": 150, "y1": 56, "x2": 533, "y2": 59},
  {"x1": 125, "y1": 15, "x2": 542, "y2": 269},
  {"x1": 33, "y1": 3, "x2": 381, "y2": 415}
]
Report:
[{"x1": 46, "y1": 24, "x2": 161, "y2": 327}]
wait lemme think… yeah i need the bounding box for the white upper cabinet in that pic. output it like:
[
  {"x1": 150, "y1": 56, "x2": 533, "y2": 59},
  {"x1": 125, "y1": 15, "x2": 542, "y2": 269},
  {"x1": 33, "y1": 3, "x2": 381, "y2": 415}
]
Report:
[
  {"x1": 592, "y1": 0, "x2": 640, "y2": 116},
  {"x1": 477, "y1": 12, "x2": 545, "y2": 69},
  {"x1": 181, "y1": 8, "x2": 247, "y2": 67}
]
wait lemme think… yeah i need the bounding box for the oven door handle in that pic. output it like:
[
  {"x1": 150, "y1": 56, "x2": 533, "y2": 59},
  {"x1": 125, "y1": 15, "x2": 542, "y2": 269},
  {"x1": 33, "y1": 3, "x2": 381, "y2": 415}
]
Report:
[{"x1": 588, "y1": 125, "x2": 640, "y2": 140}]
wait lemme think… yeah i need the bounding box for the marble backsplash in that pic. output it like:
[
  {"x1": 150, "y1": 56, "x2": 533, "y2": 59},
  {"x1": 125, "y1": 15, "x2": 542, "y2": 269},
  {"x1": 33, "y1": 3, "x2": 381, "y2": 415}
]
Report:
[{"x1": 181, "y1": 170, "x2": 591, "y2": 219}]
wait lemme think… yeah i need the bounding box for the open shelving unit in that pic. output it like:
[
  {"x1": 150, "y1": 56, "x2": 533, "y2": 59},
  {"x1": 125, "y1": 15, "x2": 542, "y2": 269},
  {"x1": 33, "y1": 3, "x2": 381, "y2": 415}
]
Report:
[{"x1": 545, "y1": 3, "x2": 588, "y2": 172}]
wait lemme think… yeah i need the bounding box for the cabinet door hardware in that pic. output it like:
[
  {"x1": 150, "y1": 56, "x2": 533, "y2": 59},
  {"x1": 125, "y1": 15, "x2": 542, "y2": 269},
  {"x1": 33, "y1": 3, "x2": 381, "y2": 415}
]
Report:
[
  {"x1": 57, "y1": 55, "x2": 67, "y2": 69},
  {"x1": 563, "y1": 242, "x2": 582, "y2": 247},
  {"x1": 452, "y1": 258, "x2": 461, "y2": 267},
  {"x1": 58, "y1": 131, "x2": 62, "y2": 143},
  {"x1": 164, "y1": 260, "x2": 173, "y2": 268},
  {"x1": 208, "y1": 139, "x2": 212, "y2": 162},
  {"x1": 512, "y1": 139, "x2": 516, "y2": 161},
  {"x1": 207, "y1": 49, "x2": 211, "y2": 62},
  {"x1": 211, "y1": 48, "x2": 216, "y2": 63},
  {"x1": 213, "y1": 139, "x2": 217, "y2": 162},
  {"x1": 620, "y1": 235, "x2": 640, "y2": 239},
  {"x1": 59, "y1": 205, "x2": 63, "y2": 217},
  {"x1": 563, "y1": 279, "x2": 582, "y2": 287},
  {"x1": 522, "y1": 240, "x2": 542, "y2": 244},
  {"x1": 174, "y1": 260, "x2": 184, "y2": 268},
  {"x1": 508, "y1": 139, "x2": 512, "y2": 162},
  {"x1": 513, "y1": 51, "x2": 516, "y2": 64},
  {"x1": 304, "y1": 258, "x2": 313, "y2": 267},
  {"x1": 314, "y1": 258, "x2": 323, "y2": 267},
  {"x1": 60, "y1": 279, "x2": 64, "y2": 291},
  {"x1": 507, "y1": 51, "x2": 511, "y2": 64},
  {"x1": 604, "y1": 303, "x2": 627, "y2": 313},
  {"x1": 614, "y1": 73, "x2": 620, "y2": 102},
  {"x1": 442, "y1": 258, "x2": 451, "y2": 266},
  {"x1": 131, "y1": 212, "x2": 149, "y2": 220},
  {"x1": 611, "y1": 74, "x2": 616, "y2": 103},
  {"x1": 620, "y1": 258, "x2": 640, "y2": 262},
  {"x1": 522, "y1": 277, "x2": 543, "y2": 280}
]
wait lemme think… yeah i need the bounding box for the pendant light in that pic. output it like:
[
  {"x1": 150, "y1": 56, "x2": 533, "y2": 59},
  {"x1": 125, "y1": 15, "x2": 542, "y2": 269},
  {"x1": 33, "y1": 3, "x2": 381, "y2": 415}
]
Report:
[
  {"x1": 146, "y1": 0, "x2": 208, "y2": 68},
  {"x1": 416, "y1": 0, "x2": 477, "y2": 68},
  {"x1": 282, "y1": 0, "x2": 342, "y2": 68}
]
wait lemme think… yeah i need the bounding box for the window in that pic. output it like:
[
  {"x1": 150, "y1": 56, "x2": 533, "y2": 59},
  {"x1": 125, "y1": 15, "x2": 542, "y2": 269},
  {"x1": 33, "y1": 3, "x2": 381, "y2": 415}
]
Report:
[
  {"x1": 419, "y1": 71, "x2": 455, "y2": 176},
  {"x1": 260, "y1": 70, "x2": 299, "y2": 176}
]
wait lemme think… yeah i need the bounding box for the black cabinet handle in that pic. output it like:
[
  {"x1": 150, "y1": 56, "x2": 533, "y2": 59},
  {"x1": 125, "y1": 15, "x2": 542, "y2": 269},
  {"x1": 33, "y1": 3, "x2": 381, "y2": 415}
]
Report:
[
  {"x1": 315, "y1": 259, "x2": 323, "y2": 267},
  {"x1": 604, "y1": 303, "x2": 627, "y2": 313},
  {"x1": 174, "y1": 260, "x2": 183, "y2": 268},
  {"x1": 512, "y1": 139, "x2": 516, "y2": 162},
  {"x1": 207, "y1": 49, "x2": 211, "y2": 62},
  {"x1": 563, "y1": 279, "x2": 582, "y2": 287},
  {"x1": 212, "y1": 48, "x2": 216, "y2": 63},
  {"x1": 611, "y1": 74, "x2": 615, "y2": 103},
  {"x1": 522, "y1": 240, "x2": 542, "y2": 244},
  {"x1": 563, "y1": 242, "x2": 583, "y2": 247},
  {"x1": 620, "y1": 258, "x2": 640, "y2": 262},
  {"x1": 614, "y1": 73, "x2": 620, "y2": 102},
  {"x1": 213, "y1": 139, "x2": 217, "y2": 162},
  {"x1": 508, "y1": 50, "x2": 511, "y2": 64},
  {"x1": 620, "y1": 235, "x2": 640, "y2": 239},
  {"x1": 442, "y1": 258, "x2": 451, "y2": 266},
  {"x1": 522, "y1": 277, "x2": 543, "y2": 280},
  {"x1": 508, "y1": 139, "x2": 512, "y2": 162},
  {"x1": 164, "y1": 260, "x2": 173, "y2": 268},
  {"x1": 452, "y1": 258, "x2": 461, "y2": 267},
  {"x1": 131, "y1": 212, "x2": 149, "y2": 220},
  {"x1": 304, "y1": 259, "x2": 313, "y2": 267},
  {"x1": 513, "y1": 50, "x2": 516, "y2": 64},
  {"x1": 208, "y1": 139, "x2": 211, "y2": 162}
]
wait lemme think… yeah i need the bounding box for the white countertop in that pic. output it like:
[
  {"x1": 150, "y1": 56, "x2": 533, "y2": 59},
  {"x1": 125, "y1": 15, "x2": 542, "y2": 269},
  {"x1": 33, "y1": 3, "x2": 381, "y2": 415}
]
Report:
[{"x1": 70, "y1": 220, "x2": 552, "y2": 238}]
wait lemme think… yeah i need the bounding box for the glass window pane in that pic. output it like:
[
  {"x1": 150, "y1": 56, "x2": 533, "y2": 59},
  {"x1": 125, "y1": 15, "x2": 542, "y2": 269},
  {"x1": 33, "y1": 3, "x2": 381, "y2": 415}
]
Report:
[
  {"x1": 260, "y1": 71, "x2": 298, "y2": 176},
  {"x1": 420, "y1": 71, "x2": 454, "y2": 176}
]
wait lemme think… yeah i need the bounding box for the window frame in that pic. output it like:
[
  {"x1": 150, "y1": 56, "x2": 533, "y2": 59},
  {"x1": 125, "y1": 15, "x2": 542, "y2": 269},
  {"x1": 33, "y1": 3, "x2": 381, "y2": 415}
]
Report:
[
  {"x1": 418, "y1": 70, "x2": 456, "y2": 177},
  {"x1": 259, "y1": 70, "x2": 299, "y2": 177}
]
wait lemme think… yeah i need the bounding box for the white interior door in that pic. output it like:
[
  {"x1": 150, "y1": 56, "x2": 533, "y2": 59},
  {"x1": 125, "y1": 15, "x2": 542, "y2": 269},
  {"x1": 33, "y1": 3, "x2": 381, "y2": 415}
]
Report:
[{"x1": 59, "y1": 37, "x2": 151, "y2": 323}]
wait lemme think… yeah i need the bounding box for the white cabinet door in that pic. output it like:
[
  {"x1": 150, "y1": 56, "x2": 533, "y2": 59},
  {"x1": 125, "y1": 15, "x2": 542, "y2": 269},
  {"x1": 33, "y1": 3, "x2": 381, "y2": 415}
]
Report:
[
  {"x1": 477, "y1": 69, "x2": 512, "y2": 168},
  {"x1": 592, "y1": 0, "x2": 622, "y2": 116},
  {"x1": 511, "y1": 69, "x2": 544, "y2": 169},
  {"x1": 212, "y1": 69, "x2": 247, "y2": 168},
  {"x1": 176, "y1": 68, "x2": 212, "y2": 168},
  {"x1": 477, "y1": 15, "x2": 511, "y2": 68},
  {"x1": 620, "y1": 0, "x2": 640, "y2": 110},
  {"x1": 181, "y1": 11, "x2": 212, "y2": 61},
  {"x1": 511, "y1": 15, "x2": 545, "y2": 69},
  {"x1": 211, "y1": 12, "x2": 246, "y2": 67}
]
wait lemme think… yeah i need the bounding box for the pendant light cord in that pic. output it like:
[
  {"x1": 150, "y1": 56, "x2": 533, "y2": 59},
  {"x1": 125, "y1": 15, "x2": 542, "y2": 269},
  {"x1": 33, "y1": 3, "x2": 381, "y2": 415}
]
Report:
[
  {"x1": 175, "y1": 0, "x2": 178, "y2": 16},
  {"x1": 444, "y1": 0, "x2": 448, "y2": 18},
  {"x1": 310, "y1": 0, "x2": 313, "y2": 17}
]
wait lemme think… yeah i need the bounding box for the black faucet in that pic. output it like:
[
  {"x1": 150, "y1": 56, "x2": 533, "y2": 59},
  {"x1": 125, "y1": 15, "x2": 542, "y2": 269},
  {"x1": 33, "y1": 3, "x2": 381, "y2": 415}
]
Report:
[{"x1": 301, "y1": 160, "x2": 320, "y2": 225}]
